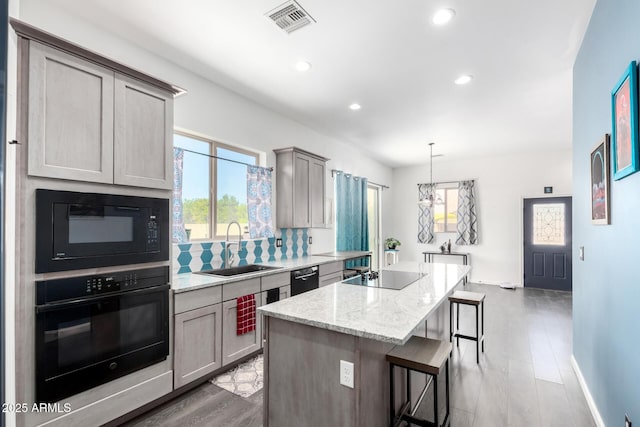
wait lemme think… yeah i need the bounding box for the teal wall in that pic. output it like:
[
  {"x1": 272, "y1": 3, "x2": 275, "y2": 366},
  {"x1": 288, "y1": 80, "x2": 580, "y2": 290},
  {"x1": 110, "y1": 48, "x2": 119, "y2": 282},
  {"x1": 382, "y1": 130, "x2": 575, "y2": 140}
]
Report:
[{"x1": 573, "y1": 0, "x2": 640, "y2": 424}]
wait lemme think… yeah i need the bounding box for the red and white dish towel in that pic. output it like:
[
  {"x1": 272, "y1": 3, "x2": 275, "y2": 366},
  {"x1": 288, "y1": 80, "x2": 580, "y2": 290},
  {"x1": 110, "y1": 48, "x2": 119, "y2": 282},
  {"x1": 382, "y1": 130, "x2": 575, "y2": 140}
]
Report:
[{"x1": 236, "y1": 294, "x2": 256, "y2": 335}]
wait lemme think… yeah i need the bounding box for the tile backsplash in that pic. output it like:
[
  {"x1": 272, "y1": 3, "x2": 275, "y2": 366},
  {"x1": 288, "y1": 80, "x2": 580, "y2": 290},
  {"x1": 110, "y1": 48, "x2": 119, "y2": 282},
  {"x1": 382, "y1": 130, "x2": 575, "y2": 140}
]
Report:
[{"x1": 174, "y1": 228, "x2": 310, "y2": 274}]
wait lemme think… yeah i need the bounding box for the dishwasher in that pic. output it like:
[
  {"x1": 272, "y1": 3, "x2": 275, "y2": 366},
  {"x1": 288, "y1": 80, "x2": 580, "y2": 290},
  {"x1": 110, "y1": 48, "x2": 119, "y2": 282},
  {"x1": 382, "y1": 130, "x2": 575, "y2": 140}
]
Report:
[{"x1": 290, "y1": 265, "x2": 319, "y2": 296}]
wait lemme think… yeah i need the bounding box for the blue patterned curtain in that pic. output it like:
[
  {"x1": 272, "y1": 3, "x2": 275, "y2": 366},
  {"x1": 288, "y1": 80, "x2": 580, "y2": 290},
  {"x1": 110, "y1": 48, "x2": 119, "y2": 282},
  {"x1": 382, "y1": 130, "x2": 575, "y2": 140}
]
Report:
[
  {"x1": 335, "y1": 171, "x2": 369, "y2": 267},
  {"x1": 456, "y1": 180, "x2": 478, "y2": 245},
  {"x1": 247, "y1": 166, "x2": 275, "y2": 239},
  {"x1": 417, "y1": 183, "x2": 435, "y2": 244},
  {"x1": 172, "y1": 148, "x2": 188, "y2": 243}
]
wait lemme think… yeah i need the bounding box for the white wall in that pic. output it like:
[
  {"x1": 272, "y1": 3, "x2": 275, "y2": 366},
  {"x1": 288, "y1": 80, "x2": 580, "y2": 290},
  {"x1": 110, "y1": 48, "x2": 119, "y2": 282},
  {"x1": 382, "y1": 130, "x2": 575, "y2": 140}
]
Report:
[
  {"x1": 391, "y1": 149, "x2": 572, "y2": 285},
  {"x1": 16, "y1": 0, "x2": 394, "y2": 255}
]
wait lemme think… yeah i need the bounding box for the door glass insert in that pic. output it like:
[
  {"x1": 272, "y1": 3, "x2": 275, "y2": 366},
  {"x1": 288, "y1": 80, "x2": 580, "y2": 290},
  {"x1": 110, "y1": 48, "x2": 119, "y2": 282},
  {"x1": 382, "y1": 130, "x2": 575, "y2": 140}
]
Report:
[{"x1": 532, "y1": 203, "x2": 565, "y2": 245}]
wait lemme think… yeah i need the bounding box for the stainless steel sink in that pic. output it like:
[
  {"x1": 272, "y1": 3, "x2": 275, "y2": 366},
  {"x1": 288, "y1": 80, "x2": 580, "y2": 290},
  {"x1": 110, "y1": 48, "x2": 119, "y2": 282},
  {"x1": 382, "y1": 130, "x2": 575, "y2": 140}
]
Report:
[{"x1": 196, "y1": 264, "x2": 282, "y2": 277}]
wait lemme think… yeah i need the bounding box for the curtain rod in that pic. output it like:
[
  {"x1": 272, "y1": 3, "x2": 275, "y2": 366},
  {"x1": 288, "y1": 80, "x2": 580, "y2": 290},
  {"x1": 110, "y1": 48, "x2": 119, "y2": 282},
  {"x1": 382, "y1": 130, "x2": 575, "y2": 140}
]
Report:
[
  {"x1": 176, "y1": 147, "x2": 274, "y2": 171},
  {"x1": 331, "y1": 169, "x2": 390, "y2": 189},
  {"x1": 417, "y1": 179, "x2": 475, "y2": 186}
]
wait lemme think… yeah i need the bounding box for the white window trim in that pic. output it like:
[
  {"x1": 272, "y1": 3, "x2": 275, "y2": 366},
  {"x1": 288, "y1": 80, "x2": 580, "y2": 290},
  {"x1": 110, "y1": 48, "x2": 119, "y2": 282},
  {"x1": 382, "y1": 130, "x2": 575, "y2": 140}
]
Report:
[{"x1": 174, "y1": 130, "x2": 260, "y2": 241}]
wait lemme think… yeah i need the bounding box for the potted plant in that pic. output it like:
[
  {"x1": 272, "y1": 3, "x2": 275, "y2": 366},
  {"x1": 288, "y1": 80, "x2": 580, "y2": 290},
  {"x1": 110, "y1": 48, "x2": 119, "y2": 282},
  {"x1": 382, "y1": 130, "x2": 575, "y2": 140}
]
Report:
[{"x1": 385, "y1": 238, "x2": 401, "y2": 250}]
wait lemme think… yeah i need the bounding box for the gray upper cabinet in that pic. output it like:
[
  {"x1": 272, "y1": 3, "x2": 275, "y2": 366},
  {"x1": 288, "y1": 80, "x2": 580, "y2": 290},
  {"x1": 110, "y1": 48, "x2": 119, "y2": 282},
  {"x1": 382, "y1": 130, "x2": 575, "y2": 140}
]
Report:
[
  {"x1": 114, "y1": 75, "x2": 173, "y2": 189},
  {"x1": 23, "y1": 36, "x2": 178, "y2": 190},
  {"x1": 309, "y1": 157, "x2": 326, "y2": 227},
  {"x1": 293, "y1": 152, "x2": 311, "y2": 227},
  {"x1": 28, "y1": 42, "x2": 115, "y2": 183},
  {"x1": 274, "y1": 147, "x2": 328, "y2": 229}
]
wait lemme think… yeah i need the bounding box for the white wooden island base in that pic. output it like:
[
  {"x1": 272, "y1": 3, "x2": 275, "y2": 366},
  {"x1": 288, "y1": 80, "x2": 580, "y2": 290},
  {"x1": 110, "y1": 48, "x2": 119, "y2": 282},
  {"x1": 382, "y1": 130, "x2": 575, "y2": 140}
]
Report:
[{"x1": 258, "y1": 262, "x2": 470, "y2": 427}]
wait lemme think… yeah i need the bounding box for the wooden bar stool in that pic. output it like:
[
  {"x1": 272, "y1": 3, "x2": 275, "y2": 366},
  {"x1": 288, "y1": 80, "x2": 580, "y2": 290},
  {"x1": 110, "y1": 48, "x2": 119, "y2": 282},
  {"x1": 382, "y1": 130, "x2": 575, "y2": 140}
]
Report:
[
  {"x1": 449, "y1": 290, "x2": 485, "y2": 363},
  {"x1": 386, "y1": 336, "x2": 452, "y2": 427}
]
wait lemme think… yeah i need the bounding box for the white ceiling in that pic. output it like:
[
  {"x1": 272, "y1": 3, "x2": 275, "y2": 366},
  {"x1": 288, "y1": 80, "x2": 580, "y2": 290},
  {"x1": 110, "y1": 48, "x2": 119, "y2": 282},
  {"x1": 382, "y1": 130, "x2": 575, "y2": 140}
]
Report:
[{"x1": 48, "y1": 0, "x2": 596, "y2": 167}]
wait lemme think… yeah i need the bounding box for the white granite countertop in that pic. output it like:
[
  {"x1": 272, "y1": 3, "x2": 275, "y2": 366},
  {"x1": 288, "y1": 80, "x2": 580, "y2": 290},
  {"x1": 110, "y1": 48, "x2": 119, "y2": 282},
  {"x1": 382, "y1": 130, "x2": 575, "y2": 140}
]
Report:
[
  {"x1": 258, "y1": 261, "x2": 470, "y2": 345},
  {"x1": 314, "y1": 251, "x2": 373, "y2": 259},
  {"x1": 172, "y1": 251, "x2": 371, "y2": 293}
]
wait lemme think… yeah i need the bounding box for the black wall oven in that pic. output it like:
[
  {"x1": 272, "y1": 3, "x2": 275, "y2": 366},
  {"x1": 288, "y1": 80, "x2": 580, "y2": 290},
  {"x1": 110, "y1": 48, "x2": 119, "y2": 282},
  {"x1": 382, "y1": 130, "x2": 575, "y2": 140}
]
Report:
[
  {"x1": 35, "y1": 189, "x2": 169, "y2": 273},
  {"x1": 35, "y1": 266, "x2": 170, "y2": 403}
]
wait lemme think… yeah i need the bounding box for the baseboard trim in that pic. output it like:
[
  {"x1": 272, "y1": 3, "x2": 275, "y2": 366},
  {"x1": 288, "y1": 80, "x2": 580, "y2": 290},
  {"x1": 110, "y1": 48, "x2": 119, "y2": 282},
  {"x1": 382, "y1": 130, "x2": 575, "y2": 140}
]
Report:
[
  {"x1": 470, "y1": 281, "x2": 524, "y2": 288},
  {"x1": 571, "y1": 355, "x2": 605, "y2": 427}
]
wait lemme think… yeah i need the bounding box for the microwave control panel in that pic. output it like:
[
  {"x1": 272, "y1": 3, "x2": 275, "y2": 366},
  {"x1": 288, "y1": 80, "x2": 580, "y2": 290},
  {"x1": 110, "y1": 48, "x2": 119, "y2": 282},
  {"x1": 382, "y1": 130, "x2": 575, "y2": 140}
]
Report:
[{"x1": 146, "y1": 215, "x2": 160, "y2": 251}]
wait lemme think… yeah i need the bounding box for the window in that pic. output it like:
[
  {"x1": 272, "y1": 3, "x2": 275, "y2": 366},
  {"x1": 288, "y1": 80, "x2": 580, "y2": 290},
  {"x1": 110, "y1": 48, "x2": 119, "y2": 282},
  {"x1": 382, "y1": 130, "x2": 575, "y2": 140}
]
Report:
[
  {"x1": 175, "y1": 133, "x2": 210, "y2": 240},
  {"x1": 434, "y1": 187, "x2": 458, "y2": 233},
  {"x1": 174, "y1": 132, "x2": 258, "y2": 241},
  {"x1": 214, "y1": 144, "x2": 258, "y2": 238},
  {"x1": 532, "y1": 203, "x2": 565, "y2": 245}
]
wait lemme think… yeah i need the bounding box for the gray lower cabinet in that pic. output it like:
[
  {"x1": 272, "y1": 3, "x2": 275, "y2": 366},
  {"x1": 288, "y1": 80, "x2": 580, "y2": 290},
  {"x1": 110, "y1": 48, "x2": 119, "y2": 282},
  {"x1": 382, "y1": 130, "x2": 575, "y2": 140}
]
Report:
[
  {"x1": 279, "y1": 285, "x2": 291, "y2": 300},
  {"x1": 222, "y1": 293, "x2": 262, "y2": 366},
  {"x1": 319, "y1": 261, "x2": 344, "y2": 287},
  {"x1": 25, "y1": 39, "x2": 174, "y2": 190},
  {"x1": 173, "y1": 274, "x2": 293, "y2": 388},
  {"x1": 173, "y1": 303, "x2": 223, "y2": 389},
  {"x1": 319, "y1": 271, "x2": 343, "y2": 287}
]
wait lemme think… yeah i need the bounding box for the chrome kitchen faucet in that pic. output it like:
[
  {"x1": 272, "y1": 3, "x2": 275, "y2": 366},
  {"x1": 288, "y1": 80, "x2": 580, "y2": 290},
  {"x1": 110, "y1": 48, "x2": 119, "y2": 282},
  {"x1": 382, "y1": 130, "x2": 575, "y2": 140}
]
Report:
[{"x1": 225, "y1": 221, "x2": 242, "y2": 268}]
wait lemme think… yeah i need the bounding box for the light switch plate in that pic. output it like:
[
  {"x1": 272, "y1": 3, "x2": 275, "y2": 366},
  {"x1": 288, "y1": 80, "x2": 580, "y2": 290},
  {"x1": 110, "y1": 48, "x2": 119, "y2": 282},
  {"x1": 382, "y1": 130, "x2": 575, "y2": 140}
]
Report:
[
  {"x1": 340, "y1": 360, "x2": 354, "y2": 388},
  {"x1": 579, "y1": 246, "x2": 584, "y2": 261}
]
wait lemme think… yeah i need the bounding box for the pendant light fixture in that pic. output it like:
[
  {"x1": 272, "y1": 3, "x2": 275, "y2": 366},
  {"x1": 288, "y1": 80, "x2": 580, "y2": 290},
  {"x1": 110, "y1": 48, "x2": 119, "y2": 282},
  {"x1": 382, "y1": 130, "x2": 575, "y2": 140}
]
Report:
[{"x1": 418, "y1": 143, "x2": 436, "y2": 207}]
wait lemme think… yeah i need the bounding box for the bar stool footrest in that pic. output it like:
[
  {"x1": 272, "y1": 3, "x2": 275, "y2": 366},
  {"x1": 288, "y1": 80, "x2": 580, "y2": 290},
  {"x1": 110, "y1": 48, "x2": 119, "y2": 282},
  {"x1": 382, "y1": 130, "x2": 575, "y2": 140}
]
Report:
[{"x1": 452, "y1": 332, "x2": 483, "y2": 342}]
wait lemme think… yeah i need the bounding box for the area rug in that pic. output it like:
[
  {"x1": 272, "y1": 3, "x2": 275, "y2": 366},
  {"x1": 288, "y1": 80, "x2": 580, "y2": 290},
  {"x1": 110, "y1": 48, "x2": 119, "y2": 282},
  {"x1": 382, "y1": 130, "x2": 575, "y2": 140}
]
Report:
[{"x1": 210, "y1": 354, "x2": 263, "y2": 398}]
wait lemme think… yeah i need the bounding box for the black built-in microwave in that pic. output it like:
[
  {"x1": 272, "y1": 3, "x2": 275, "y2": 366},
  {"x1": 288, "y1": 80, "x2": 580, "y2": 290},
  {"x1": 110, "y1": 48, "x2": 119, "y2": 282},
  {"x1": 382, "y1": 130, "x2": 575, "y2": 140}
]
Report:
[{"x1": 35, "y1": 189, "x2": 169, "y2": 273}]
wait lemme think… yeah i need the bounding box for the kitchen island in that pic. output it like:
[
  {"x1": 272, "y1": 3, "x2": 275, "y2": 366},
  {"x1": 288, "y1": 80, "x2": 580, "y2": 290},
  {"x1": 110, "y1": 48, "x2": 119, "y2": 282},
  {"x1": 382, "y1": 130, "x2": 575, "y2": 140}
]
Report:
[{"x1": 258, "y1": 261, "x2": 470, "y2": 427}]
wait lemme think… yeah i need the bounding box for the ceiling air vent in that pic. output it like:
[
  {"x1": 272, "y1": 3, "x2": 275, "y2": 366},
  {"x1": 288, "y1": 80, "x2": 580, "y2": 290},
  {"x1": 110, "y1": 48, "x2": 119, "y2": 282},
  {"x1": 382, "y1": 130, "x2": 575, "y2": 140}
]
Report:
[{"x1": 266, "y1": 0, "x2": 316, "y2": 34}]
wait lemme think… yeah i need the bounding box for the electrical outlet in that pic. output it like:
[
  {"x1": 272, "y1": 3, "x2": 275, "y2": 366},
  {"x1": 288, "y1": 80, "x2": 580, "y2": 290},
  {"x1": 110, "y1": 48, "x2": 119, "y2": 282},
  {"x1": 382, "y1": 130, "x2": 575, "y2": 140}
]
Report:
[
  {"x1": 579, "y1": 246, "x2": 584, "y2": 261},
  {"x1": 626, "y1": 414, "x2": 632, "y2": 427},
  {"x1": 308, "y1": 236, "x2": 313, "y2": 245},
  {"x1": 340, "y1": 360, "x2": 354, "y2": 388},
  {"x1": 276, "y1": 238, "x2": 282, "y2": 247}
]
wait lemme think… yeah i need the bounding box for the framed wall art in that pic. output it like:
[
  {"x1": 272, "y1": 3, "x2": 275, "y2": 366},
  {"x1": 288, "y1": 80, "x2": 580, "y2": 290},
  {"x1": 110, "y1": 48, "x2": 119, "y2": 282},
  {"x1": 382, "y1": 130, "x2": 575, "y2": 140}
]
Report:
[
  {"x1": 611, "y1": 61, "x2": 639, "y2": 180},
  {"x1": 590, "y1": 134, "x2": 611, "y2": 225}
]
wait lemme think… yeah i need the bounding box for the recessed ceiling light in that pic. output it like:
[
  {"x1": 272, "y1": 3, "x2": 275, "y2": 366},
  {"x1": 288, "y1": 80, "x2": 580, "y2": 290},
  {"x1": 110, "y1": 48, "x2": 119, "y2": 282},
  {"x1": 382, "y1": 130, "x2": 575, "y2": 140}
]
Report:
[
  {"x1": 454, "y1": 75, "x2": 473, "y2": 85},
  {"x1": 432, "y1": 8, "x2": 456, "y2": 25},
  {"x1": 295, "y1": 61, "x2": 312, "y2": 72},
  {"x1": 349, "y1": 103, "x2": 362, "y2": 110}
]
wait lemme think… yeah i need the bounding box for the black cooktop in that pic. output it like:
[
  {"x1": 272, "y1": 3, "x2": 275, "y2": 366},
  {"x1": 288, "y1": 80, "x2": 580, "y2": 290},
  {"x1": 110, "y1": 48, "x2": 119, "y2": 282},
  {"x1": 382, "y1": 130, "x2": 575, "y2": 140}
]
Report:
[{"x1": 341, "y1": 270, "x2": 424, "y2": 290}]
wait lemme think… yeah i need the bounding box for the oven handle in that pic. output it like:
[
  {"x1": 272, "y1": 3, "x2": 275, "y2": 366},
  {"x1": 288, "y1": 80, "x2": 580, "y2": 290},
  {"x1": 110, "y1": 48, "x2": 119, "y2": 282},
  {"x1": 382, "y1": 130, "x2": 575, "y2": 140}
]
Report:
[
  {"x1": 35, "y1": 284, "x2": 170, "y2": 313},
  {"x1": 296, "y1": 272, "x2": 317, "y2": 281}
]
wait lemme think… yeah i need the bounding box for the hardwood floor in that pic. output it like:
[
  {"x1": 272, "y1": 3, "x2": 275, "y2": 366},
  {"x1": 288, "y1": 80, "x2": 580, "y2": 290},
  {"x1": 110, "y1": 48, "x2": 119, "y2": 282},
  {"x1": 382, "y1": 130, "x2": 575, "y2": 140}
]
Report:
[
  {"x1": 414, "y1": 283, "x2": 595, "y2": 427},
  {"x1": 123, "y1": 283, "x2": 595, "y2": 427},
  {"x1": 123, "y1": 383, "x2": 263, "y2": 427}
]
